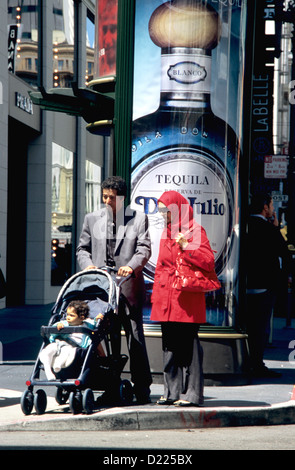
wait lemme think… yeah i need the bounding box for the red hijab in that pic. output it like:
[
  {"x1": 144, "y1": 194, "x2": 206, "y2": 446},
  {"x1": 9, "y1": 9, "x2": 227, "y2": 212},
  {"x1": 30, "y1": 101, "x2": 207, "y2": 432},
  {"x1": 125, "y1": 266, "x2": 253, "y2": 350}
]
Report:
[{"x1": 158, "y1": 191, "x2": 194, "y2": 240}]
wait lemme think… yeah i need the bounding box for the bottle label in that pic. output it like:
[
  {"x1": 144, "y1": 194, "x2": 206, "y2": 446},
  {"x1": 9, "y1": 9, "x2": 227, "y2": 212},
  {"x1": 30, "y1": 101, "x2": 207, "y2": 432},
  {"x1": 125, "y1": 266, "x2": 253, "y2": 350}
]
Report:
[
  {"x1": 161, "y1": 53, "x2": 211, "y2": 94},
  {"x1": 131, "y1": 148, "x2": 234, "y2": 279}
]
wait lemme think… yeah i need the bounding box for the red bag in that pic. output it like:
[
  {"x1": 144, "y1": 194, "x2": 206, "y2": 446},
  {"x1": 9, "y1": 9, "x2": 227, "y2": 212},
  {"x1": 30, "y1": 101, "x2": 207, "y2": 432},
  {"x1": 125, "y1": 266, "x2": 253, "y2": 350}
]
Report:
[{"x1": 172, "y1": 251, "x2": 221, "y2": 293}]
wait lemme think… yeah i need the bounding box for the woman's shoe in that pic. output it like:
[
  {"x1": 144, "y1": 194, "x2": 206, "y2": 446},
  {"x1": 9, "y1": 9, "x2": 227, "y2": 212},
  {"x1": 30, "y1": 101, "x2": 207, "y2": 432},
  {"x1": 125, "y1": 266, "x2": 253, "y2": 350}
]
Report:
[
  {"x1": 156, "y1": 396, "x2": 175, "y2": 405},
  {"x1": 173, "y1": 400, "x2": 196, "y2": 407}
]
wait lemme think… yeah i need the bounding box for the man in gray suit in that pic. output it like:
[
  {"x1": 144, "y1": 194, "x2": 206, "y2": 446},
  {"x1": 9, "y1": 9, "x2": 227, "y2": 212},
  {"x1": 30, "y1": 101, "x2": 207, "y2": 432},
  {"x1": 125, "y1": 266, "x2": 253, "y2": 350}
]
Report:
[{"x1": 76, "y1": 176, "x2": 152, "y2": 403}]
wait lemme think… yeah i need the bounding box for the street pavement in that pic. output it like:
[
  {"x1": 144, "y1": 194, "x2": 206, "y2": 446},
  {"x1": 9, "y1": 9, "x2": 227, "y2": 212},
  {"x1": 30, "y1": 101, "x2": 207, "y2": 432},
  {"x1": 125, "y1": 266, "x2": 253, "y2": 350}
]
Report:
[{"x1": 0, "y1": 304, "x2": 295, "y2": 430}]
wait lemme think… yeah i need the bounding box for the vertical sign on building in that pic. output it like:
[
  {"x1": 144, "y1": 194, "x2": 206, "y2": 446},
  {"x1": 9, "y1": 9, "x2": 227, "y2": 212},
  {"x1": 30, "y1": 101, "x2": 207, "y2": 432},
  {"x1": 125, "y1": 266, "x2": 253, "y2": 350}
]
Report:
[
  {"x1": 130, "y1": 0, "x2": 247, "y2": 327},
  {"x1": 250, "y1": 1, "x2": 277, "y2": 196},
  {"x1": 8, "y1": 24, "x2": 18, "y2": 73}
]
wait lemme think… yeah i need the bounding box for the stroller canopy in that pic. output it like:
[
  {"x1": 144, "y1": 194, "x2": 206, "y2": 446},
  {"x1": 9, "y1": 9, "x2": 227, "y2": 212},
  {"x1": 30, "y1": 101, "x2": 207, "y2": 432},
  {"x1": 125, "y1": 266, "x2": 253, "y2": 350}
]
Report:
[{"x1": 52, "y1": 269, "x2": 118, "y2": 316}]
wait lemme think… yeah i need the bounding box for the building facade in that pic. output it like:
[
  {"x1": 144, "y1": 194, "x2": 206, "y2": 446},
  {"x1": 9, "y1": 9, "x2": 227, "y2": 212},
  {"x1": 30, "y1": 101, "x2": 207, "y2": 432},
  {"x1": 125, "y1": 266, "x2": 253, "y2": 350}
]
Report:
[{"x1": 1, "y1": 0, "x2": 109, "y2": 307}]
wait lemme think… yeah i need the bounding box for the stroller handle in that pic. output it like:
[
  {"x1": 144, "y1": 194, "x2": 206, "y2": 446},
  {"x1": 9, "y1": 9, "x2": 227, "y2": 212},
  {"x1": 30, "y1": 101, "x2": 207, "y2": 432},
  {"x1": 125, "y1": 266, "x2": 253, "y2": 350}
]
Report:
[{"x1": 99, "y1": 266, "x2": 134, "y2": 288}]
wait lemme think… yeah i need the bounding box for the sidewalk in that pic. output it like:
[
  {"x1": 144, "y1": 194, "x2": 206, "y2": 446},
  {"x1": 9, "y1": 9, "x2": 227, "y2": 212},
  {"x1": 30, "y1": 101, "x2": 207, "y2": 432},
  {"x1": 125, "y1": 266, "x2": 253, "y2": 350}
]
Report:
[{"x1": 0, "y1": 304, "x2": 295, "y2": 430}]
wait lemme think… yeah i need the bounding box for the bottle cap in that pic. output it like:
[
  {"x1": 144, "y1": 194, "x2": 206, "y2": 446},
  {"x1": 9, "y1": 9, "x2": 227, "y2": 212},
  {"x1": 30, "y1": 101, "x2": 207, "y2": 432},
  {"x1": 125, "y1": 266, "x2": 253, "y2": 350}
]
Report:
[{"x1": 148, "y1": 0, "x2": 221, "y2": 50}]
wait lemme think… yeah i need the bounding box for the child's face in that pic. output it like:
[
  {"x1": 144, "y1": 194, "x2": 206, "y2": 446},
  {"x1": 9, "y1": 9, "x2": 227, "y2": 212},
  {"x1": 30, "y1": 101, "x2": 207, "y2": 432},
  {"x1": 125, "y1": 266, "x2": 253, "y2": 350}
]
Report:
[{"x1": 66, "y1": 307, "x2": 84, "y2": 326}]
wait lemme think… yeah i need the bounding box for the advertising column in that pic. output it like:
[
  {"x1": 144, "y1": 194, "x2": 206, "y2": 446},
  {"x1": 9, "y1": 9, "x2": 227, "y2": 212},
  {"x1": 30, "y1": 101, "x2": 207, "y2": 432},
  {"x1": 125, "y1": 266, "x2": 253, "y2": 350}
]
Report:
[{"x1": 130, "y1": 0, "x2": 247, "y2": 329}]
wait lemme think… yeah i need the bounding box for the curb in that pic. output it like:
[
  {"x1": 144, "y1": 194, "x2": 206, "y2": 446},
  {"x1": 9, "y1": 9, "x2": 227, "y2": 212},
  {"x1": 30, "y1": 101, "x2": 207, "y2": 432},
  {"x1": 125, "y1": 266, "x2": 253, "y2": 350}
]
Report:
[{"x1": 1, "y1": 401, "x2": 295, "y2": 432}]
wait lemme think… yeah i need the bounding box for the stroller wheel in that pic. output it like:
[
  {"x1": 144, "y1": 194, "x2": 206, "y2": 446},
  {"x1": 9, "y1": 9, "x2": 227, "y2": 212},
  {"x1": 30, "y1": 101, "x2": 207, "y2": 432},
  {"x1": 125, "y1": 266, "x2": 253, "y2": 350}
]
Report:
[
  {"x1": 55, "y1": 387, "x2": 69, "y2": 405},
  {"x1": 20, "y1": 390, "x2": 34, "y2": 415},
  {"x1": 119, "y1": 379, "x2": 134, "y2": 405},
  {"x1": 34, "y1": 389, "x2": 47, "y2": 415},
  {"x1": 69, "y1": 390, "x2": 82, "y2": 414},
  {"x1": 82, "y1": 388, "x2": 95, "y2": 414}
]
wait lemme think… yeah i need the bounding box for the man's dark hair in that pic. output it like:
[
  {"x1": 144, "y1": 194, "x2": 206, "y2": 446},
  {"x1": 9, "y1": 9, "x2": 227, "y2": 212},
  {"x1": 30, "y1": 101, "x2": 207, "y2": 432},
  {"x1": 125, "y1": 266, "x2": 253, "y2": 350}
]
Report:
[
  {"x1": 67, "y1": 300, "x2": 89, "y2": 319},
  {"x1": 101, "y1": 176, "x2": 127, "y2": 197},
  {"x1": 250, "y1": 193, "x2": 272, "y2": 214}
]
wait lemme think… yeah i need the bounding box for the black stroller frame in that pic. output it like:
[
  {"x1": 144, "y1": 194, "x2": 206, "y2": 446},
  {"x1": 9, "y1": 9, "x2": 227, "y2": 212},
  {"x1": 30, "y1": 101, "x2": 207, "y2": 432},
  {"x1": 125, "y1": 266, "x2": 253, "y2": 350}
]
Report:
[{"x1": 20, "y1": 268, "x2": 134, "y2": 415}]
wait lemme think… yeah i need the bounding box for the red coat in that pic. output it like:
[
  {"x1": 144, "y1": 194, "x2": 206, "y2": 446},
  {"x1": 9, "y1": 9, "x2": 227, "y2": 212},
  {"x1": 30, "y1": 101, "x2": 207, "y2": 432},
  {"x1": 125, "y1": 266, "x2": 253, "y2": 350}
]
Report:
[{"x1": 150, "y1": 224, "x2": 215, "y2": 324}]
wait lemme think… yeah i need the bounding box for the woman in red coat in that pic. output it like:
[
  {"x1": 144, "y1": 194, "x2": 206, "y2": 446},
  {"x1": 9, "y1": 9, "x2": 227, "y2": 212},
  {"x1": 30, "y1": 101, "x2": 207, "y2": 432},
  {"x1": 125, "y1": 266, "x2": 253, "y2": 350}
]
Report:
[{"x1": 150, "y1": 191, "x2": 216, "y2": 406}]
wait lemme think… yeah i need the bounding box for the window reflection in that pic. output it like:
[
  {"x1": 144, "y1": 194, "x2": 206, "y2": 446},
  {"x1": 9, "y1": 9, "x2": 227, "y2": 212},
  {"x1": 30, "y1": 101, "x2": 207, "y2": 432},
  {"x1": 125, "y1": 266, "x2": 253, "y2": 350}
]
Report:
[
  {"x1": 51, "y1": 143, "x2": 73, "y2": 286},
  {"x1": 85, "y1": 160, "x2": 101, "y2": 213},
  {"x1": 86, "y1": 13, "x2": 95, "y2": 85},
  {"x1": 8, "y1": 0, "x2": 39, "y2": 87},
  {"x1": 8, "y1": 1, "x2": 94, "y2": 89},
  {"x1": 53, "y1": 0, "x2": 74, "y2": 88}
]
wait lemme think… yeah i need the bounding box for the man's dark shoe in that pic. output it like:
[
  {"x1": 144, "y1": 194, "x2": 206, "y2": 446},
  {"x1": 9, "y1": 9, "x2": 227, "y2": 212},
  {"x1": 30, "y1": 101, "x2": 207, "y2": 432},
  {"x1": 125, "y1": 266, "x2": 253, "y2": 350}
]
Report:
[
  {"x1": 96, "y1": 391, "x2": 117, "y2": 407},
  {"x1": 135, "y1": 394, "x2": 151, "y2": 405},
  {"x1": 251, "y1": 366, "x2": 281, "y2": 378},
  {"x1": 134, "y1": 386, "x2": 151, "y2": 405}
]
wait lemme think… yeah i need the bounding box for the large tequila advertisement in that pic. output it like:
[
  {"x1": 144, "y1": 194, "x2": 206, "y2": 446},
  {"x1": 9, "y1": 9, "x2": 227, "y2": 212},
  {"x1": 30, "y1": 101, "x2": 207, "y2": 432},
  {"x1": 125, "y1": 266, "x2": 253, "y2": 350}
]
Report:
[{"x1": 130, "y1": 0, "x2": 247, "y2": 327}]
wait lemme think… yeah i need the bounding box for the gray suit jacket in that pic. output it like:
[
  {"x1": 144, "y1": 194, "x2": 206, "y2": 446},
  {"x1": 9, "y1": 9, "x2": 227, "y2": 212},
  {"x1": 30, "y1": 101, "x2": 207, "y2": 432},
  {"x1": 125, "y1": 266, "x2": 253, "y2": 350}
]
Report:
[{"x1": 76, "y1": 208, "x2": 151, "y2": 308}]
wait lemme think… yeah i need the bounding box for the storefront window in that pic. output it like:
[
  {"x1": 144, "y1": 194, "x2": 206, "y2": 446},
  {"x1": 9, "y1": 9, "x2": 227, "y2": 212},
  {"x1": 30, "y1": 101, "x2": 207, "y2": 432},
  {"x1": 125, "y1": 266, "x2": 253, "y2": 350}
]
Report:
[
  {"x1": 53, "y1": 0, "x2": 74, "y2": 89},
  {"x1": 86, "y1": 12, "x2": 95, "y2": 85},
  {"x1": 51, "y1": 142, "x2": 73, "y2": 286},
  {"x1": 7, "y1": 1, "x2": 78, "y2": 89},
  {"x1": 85, "y1": 160, "x2": 101, "y2": 213},
  {"x1": 8, "y1": 0, "x2": 39, "y2": 87}
]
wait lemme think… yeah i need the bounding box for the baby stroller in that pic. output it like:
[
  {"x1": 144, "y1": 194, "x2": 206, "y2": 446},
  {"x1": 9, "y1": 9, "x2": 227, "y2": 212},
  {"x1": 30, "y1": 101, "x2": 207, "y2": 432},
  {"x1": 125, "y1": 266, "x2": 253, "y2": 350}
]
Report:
[{"x1": 20, "y1": 268, "x2": 134, "y2": 415}]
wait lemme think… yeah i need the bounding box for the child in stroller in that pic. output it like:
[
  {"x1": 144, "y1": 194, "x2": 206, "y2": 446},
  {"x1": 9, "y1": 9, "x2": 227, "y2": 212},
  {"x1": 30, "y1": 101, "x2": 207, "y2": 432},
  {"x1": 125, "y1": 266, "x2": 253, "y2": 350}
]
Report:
[
  {"x1": 39, "y1": 300, "x2": 105, "y2": 381},
  {"x1": 21, "y1": 268, "x2": 134, "y2": 415}
]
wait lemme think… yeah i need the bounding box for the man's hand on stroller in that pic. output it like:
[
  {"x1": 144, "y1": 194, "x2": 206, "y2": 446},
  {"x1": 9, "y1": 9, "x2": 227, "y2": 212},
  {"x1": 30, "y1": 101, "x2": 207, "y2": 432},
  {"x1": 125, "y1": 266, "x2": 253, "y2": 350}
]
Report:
[
  {"x1": 95, "y1": 313, "x2": 104, "y2": 321},
  {"x1": 117, "y1": 266, "x2": 133, "y2": 277},
  {"x1": 84, "y1": 265, "x2": 97, "y2": 270}
]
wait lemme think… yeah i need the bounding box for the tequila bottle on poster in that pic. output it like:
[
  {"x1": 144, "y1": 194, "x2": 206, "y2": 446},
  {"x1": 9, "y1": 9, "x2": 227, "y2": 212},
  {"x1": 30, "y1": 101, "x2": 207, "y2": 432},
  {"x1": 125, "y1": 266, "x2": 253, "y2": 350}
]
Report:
[{"x1": 130, "y1": 1, "x2": 241, "y2": 323}]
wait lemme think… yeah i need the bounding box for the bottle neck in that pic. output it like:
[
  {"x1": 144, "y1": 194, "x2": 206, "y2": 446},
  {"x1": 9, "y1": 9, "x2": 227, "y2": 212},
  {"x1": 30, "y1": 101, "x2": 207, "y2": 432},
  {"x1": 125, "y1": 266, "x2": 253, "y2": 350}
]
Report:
[{"x1": 159, "y1": 47, "x2": 212, "y2": 109}]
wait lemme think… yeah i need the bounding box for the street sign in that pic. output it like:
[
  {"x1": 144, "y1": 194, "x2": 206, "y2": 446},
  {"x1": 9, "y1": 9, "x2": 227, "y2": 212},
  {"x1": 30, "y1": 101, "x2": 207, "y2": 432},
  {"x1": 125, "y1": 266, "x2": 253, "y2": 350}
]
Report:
[
  {"x1": 264, "y1": 155, "x2": 289, "y2": 179},
  {"x1": 271, "y1": 192, "x2": 288, "y2": 202}
]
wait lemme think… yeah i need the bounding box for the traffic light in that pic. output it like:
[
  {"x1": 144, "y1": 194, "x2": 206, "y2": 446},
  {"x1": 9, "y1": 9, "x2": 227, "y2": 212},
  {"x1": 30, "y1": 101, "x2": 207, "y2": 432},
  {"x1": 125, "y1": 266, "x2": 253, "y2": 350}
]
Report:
[{"x1": 28, "y1": 76, "x2": 115, "y2": 136}]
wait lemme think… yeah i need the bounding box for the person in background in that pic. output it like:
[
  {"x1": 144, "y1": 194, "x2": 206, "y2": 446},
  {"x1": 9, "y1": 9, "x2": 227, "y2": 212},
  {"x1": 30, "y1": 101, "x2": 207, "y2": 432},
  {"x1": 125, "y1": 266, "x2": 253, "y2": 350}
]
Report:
[{"x1": 246, "y1": 193, "x2": 291, "y2": 378}]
